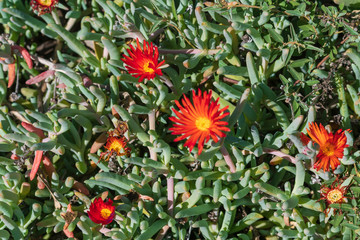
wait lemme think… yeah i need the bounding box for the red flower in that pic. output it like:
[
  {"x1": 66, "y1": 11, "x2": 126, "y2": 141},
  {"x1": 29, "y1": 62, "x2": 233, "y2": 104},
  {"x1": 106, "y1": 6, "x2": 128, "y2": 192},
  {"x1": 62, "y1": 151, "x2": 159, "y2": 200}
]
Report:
[
  {"x1": 30, "y1": 0, "x2": 59, "y2": 15},
  {"x1": 87, "y1": 198, "x2": 115, "y2": 225},
  {"x1": 303, "y1": 122, "x2": 349, "y2": 172},
  {"x1": 169, "y1": 89, "x2": 230, "y2": 155},
  {"x1": 121, "y1": 39, "x2": 165, "y2": 82}
]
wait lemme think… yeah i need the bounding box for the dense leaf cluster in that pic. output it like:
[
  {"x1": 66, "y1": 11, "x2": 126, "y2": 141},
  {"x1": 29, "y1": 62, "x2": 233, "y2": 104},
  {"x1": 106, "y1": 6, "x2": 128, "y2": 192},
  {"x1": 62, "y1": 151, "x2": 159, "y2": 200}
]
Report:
[{"x1": 0, "y1": 0, "x2": 360, "y2": 239}]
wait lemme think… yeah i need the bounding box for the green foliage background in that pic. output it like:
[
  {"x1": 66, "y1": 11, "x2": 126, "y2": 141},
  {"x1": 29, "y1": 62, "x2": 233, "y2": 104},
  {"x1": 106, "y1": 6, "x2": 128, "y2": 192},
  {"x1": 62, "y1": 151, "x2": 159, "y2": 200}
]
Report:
[{"x1": 1, "y1": 0, "x2": 360, "y2": 239}]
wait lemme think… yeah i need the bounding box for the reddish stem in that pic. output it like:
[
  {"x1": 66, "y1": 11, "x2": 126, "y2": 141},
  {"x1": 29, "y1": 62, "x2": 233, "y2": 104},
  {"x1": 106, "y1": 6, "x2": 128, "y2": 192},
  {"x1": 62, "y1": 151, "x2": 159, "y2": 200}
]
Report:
[
  {"x1": 220, "y1": 145, "x2": 236, "y2": 173},
  {"x1": 148, "y1": 110, "x2": 157, "y2": 161},
  {"x1": 167, "y1": 177, "x2": 174, "y2": 217},
  {"x1": 263, "y1": 147, "x2": 297, "y2": 164}
]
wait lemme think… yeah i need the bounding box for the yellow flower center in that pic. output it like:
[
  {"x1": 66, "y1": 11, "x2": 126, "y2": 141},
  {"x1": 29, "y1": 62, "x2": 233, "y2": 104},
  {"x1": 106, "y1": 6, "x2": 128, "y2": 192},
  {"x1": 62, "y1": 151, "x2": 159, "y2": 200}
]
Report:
[
  {"x1": 100, "y1": 208, "x2": 112, "y2": 219},
  {"x1": 195, "y1": 117, "x2": 211, "y2": 131},
  {"x1": 108, "y1": 139, "x2": 124, "y2": 153},
  {"x1": 321, "y1": 142, "x2": 336, "y2": 156},
  {"x1": 143, "y1": 61, "x2": 155, "y2": 74},
  {"x1": 37, "y1": 0, "x2": 53, "y2": 6},
  {"x1": 327, "y1": 189, "x2": 343, "y2": 204}
]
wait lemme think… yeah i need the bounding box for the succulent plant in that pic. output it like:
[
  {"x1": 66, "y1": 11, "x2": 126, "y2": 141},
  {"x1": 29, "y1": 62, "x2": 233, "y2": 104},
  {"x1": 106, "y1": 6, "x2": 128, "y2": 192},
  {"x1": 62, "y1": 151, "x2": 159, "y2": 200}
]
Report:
[{"x1": 0, "y1": 0, "x2": 360, "y2": 239}]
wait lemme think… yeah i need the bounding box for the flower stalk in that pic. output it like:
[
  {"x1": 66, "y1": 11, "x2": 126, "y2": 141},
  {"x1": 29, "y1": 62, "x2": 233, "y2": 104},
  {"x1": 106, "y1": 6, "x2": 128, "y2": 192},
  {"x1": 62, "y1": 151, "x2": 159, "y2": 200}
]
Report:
[
  {"x1": 220, "y1": 145, "x2": 236, "y2": 173},
  {"x1": 167, "y1": 177, "x2": 174, "y2": 216}
]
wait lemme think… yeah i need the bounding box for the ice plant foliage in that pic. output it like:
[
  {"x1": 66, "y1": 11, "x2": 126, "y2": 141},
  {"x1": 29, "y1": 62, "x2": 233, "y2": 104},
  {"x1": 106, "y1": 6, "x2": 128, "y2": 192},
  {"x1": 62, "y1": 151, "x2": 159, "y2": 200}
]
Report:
[
  {"x1": 21, "y1": 122, "x2": 46, "y2": 180},
  {"x1": 1, "y1": 60, "x2": 15, "y2": 87},
  {"x1": 0, "y1": 45, "x2": 33, "y2": 87},
  {"x1": 30, "y1": 0, "x2": 59, "y2": 15},
  {"x1": 300, "y1": 132, "x2": 311, "y2": 146},
  {"x1": 121, "y1": 39, "x2": 165, "y2": 82},
  {"x1": 302, "y1": 122, "x2": 348, "y2": 172},
  {"x1": 2, "y1": 1, "x2": 360, "y2": 238},
  {"x1": 87, "y1": 198, "x2": 115, "y2": 225},
  {"x1": 169, "y1": 89, "x2": 230, "y2": 155},
  {"x1": 319, "y1": 177, "x2": 349, "y2": 215}
]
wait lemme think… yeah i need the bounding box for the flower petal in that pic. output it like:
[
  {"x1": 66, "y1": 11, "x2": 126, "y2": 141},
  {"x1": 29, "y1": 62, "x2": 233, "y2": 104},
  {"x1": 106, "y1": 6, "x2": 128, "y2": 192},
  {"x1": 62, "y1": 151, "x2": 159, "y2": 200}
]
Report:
[{"x1": 169, "y1": 89, "x2": 230, "y2": 155}]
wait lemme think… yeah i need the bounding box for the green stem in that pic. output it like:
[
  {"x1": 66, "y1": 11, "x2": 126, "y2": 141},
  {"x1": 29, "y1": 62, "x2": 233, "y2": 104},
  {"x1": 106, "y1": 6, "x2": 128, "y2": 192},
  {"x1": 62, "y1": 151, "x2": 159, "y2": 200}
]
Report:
[
  {"x1": 65, "y1": 18, "x2": 77, "y2": 31},
  {"x1": 335, "y1": 73, "x2": 351, "y2": 129},
  {"x1": 158, "y1": 49, "x2": 221, "y2": 55},
  {"x1": 51, "y1": 10, "x2": 61, "y2": 26},
  {"x1": 159, "y1": 75, "x2": 176, "y2": 95}
]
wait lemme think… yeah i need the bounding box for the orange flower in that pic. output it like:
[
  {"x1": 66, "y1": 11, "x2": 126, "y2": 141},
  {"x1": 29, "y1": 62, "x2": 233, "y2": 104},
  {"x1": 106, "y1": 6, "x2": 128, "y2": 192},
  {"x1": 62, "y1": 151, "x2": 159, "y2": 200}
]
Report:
[
  {"x1": 99, "y1": 136, "x2": 130, "y2": 162},
  {"x1": 104, "y1": 136, "x2": 129, "y2": 156},
  {"x1": 121, "y1": 39, "x2": 165, "y2": 82},
  {"x1": 304, "y1": 122, "x2": 348, "y2": 172},
  {"x1": 87, "y1": 198, "x2": 115, "y2": 225},
  {"x1": 169, "y1": 89, "x2": 230, "y2": 155},
  {"x1": 97, "y1": 122, "x2": 130, "y2": 164},
  {"x1": 319, "y1": 176, "x2": 349, "y2": 215},
  {"x1": 30, "y1": 0, "x2": 58, "y2": 15}
]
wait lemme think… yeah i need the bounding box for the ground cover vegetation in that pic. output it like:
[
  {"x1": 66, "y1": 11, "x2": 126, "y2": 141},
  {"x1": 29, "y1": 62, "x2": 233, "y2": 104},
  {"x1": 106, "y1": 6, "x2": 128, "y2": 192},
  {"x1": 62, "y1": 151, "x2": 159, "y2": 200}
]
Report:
[{"x1": 1, "y1": 0, "x2": 360, "y2": 239}]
